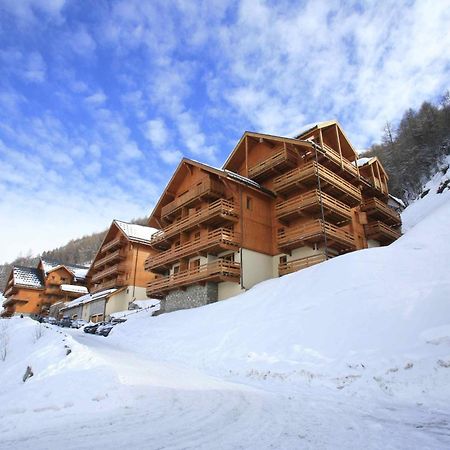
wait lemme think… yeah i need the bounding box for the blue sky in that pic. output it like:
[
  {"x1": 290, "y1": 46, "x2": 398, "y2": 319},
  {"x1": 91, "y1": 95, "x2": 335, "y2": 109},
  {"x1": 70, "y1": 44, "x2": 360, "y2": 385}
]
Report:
[{"x1": 0, "y1": 0, "x2": 449, "y2": 263}]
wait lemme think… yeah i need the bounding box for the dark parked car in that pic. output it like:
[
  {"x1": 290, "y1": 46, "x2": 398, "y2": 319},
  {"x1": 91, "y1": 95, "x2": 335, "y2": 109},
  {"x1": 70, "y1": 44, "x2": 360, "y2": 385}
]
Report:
[
  {"x1": 95, "y1": 322, "x2": 115, "y2": 337},
  {"x1": 83, "y1": 322, "x2": 106, "y2": 334},
  {"x1": 60, "y1": 317, "x2": 72, "y2": 328}
]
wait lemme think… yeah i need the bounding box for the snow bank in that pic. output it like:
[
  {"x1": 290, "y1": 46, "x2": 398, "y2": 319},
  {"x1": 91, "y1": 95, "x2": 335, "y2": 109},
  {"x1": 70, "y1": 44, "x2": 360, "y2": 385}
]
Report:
[{"x1": 109, "y1": 188, "x2": 450, "y2": 404}]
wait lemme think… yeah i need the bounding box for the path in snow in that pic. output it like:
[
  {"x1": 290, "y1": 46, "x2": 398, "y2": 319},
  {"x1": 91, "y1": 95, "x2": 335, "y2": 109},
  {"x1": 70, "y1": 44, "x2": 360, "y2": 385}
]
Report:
[{"x1": 1, "y1": 329, "x2": 449, "y2": 450}]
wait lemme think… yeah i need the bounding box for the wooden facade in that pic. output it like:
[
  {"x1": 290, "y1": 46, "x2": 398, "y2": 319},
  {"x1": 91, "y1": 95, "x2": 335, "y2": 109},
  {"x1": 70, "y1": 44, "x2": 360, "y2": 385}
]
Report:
[
  {"x1": 145, "y1": 121, "x2": 401, "y2": 306},
  {"x1": 1, "y1": 260, "x2": 89, "y2": 318},
  {"x1": 87, "y1": 220, "x2": 158, "y2": 296}
]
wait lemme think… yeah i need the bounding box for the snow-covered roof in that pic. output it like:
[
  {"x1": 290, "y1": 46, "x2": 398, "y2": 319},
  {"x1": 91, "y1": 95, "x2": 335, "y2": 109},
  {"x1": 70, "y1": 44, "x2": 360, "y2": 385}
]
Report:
[
  {"x1": 353, "y1": 157, "x2": 373, "y2": 167},
  {"x1": 40, "y1": 259, "x2": 90, "y2": 281},
  {"x1": 132, "y1": 299, "x2": 160, "y2": 309},
  {"x1": 114, "y1": 220, "x2": 158, "y2": 244},
  {"x1": 61, "y1": 288, "x2": 117, "y2": 311},
  {"x1": 60, "y1": 284, "x2": 89, "y2": 294},
  {"x1": 388, "y1": 194, "x2": 406, "y2": 208},
  {"x1": 13, "y1": 266, "x2": 44, "y2": 289}
]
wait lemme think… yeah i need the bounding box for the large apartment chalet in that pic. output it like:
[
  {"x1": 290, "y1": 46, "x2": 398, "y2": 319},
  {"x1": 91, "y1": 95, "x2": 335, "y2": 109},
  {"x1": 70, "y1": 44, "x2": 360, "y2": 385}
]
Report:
[
  {"x1": 145, "y1": 121, "x2": 402, "y2": 313},
  {"x1": 1, "y1": 259, "x2": 89, "y2": 318},
  {"x1": 86, "y1": 220, "x2": 158, "y2": 316}
]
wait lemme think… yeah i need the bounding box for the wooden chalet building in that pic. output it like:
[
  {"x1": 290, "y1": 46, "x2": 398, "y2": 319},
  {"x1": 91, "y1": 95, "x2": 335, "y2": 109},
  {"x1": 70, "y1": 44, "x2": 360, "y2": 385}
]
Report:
[
  {"x1": 86, "y1": 220, "x2": 158, "y2": 317},
  {"x1": 1, "y1": 259, "x2": 89, "y2": 318},
  {"x1": 145, "y1": 121, "x2": 402, "y2": 313}
]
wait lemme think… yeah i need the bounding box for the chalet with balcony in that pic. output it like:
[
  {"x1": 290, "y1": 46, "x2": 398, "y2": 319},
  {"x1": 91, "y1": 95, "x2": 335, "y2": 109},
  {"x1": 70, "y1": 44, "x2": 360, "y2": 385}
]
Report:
[
  {"x1": 1, "y1": 266, "x2": 45, "y2": 317},
  {"x1": 86, "y1": 220, "x2": 158, "y2": 318},
  {"x1": 145, "y1": 121, "x2": 402, "y2": 313},
  {"x1": 1, "y1": 259, "x2": 89, "y2": 318}
]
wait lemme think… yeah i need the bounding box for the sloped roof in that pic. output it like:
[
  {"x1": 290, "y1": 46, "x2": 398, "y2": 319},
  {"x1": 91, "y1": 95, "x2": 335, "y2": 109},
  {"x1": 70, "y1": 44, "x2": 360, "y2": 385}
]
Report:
[
  {"x1": 60, "y1": 284, "x2": 89, "y2": 294},
  {"x1": 13, "y1": 266, "x2": 45, "y2": 289},
  {"x1": 114, "y1": 220, "x2": 158, "y2": 245},
  {"x1": 40, "y1": 259, "x2": 90, "y2": 281},
  {"x1": 61, "y1": 288, "x2": 117, "y2": 310}
]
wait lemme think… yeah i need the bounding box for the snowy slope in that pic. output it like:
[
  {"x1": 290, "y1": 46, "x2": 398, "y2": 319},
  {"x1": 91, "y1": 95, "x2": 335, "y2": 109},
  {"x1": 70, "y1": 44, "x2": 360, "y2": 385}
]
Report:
[{"x1": 1, "y1": 172, "x2": 450, "y2": 449}]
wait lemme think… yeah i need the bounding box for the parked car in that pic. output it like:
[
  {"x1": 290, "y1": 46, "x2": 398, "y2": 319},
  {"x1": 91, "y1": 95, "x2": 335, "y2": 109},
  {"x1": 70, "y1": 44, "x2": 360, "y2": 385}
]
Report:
[
  {"x1": 71, "y1": 319, "x2": 88, "y2": 329},
  {"x1": 46, "y1": 317, "x2": 58, "y2": 325},
  {"x1": 111, "y1": 317, "x2": 127, "y2": 324},
  {"x1": 83, "y1": 322, "x2": 106, "y2": 334},
  {"x1": 60, "y1": 317, "x2": 72, "y2": 328},
  {"x1": 95, "y1": 322, "x2": 115, "y2": 337}
]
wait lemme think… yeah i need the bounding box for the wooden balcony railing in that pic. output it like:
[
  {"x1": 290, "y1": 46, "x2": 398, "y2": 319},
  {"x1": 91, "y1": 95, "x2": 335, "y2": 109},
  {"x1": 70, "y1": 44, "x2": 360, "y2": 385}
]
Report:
[
  {"x1": 161, "y1": 177, "x2": 224, "y2": 220},
  {"x1": 361, "y1": 197, "x2": 401, "y2": 226},
  {"x1": 101, "y1": 236, "x2": 127, "y2": 253},
  {"x1": 146, "y1": 260, "x2": 241, "y2": 297},
  {"x1": 91, "y1": 276, "x2": 126, "y2": 293},
  {"x1": 248, "y1": 146, "x2": 297, "y2": 181},
  {"x1": 4, "y1": 285, "x2": 17, "y2": 297},
  {"x1": 365, "y1": 221, "x2": 401, "y2": 244},
  {"x1": 277, "y1": 219, "x2": 356, "y2": 252},
  {"x1": 91, "y1": 263, "x2": 126, "y2": 283},
  {"x1": 273, "y1": 160, "x2": 361, "y2": 205},
  {"x1": 151, "y1": 199, "x2": 238, "y2": 246},
  {"x1": 275, "y1": 189, "x2": 352, "y2": 224},
  {"x1": 360, "y1": 175, "x2": 388, "y2": 197},
  {"x1": 94, "y1": 248, "x2": 127, "y2": 269},
  {"x1": 278, "y1": 253, "x2": 328, "y2": 276},
  {"x1": 315, "y1": 143, "x2": 359, "y2": 180},
  {"x1": 145, "y1": 228, "x2": 241, "y2": 271}
]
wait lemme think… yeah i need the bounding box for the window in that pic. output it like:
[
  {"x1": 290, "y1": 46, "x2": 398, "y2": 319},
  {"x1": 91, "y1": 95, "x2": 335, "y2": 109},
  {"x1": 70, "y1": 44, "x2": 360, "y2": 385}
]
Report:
[
  {"x1": 246, "y1": 196, "x2": 253, "y2": 210},
  {"x1": 194, "y1": 232, "x2": 200, "y2": 241},
  {"x1": 173, "y1": 265, "x2": 180, "y2": 275},
  {"x1": 279, "y1": 255, "x2": 287, "y2": 265},
  {"x1": 175, "y1": 240, "x2": 181, "y2": 248}
]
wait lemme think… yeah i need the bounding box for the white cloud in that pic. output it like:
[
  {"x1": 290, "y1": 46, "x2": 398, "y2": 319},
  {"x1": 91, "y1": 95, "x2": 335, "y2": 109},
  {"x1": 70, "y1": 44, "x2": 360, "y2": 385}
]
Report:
[
  {"x1": 84, "y1": 91, "x2": 107, "y2": 105},
  {"x1": 144, "y1": 118, "x2": 168, "y2": 147},
  {"x1": 24, "y1": 52, "x2": 46, "y2": 82},
  {"x1": 159, "y1": 149, "x2": 182, "y2": 164}
]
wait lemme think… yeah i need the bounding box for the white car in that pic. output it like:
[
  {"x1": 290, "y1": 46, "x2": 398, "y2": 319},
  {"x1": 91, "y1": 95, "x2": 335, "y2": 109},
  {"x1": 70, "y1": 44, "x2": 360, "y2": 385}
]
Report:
[{"x1": 71, "y1": 319, "x2": 88, "y2": 329}]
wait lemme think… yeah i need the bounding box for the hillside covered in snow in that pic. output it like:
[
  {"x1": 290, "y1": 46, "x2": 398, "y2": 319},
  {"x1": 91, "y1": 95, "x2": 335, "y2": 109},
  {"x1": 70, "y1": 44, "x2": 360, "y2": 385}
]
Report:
[{"x1": 1, "y1": 164, "x2": 450, "y2": 449}]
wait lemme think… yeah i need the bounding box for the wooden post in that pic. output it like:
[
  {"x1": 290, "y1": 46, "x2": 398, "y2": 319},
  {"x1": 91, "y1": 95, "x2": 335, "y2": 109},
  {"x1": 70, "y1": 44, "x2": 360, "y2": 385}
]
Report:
[
  {"x1": 245, "y1": 136, "x2": 249, "y2": 177},
  {"x1": 335, "y1": 126, "x2": 344, "y2": 169}
]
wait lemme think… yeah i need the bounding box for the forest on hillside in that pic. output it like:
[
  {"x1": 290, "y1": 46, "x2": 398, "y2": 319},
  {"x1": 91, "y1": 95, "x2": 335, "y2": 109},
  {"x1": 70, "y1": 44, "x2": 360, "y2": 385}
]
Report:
[
  {"x1": 1, "y1": 94, "x2": 449, "y2": 291},
  {"x1": 364, "y1": 91, "x2": 450, "y2": 202}
]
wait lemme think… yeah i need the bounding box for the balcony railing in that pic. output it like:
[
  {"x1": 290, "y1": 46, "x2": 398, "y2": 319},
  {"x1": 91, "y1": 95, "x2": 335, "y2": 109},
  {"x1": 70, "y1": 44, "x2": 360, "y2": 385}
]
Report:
[
  {"x1": 161, "y1": 177, "x2": 224, "y2": 220},
  {"x1": 146, "y1": 260, "x2": 241, "y2": 297},
  {"x1": 151, "y1": 199, "x2": 239, "y2": 247},
  {"x1": 277, "y1": 219, "x2": 356, "y2": 252},
  {"x1": 94, "y1": 248, "x2": 127, "y2": 269},
  {"x1": 248, "y1": 146, "x2": 298, "y2": 181},
  {"x1": 91, "y1": 263, "x2": 126, "y2": 283},
  {"x1": 365, "y1": 221, "x2": 401, "y2": 244},
  {"x1": 91, "y1": 276, "x2": 126, "y2": 293},
  {"x1": 101, "y1": 236, "x2": 127, "y2": 253},
  {"x1": 275, "y1": 189, "x2": 352, "y2": 224},
  {"x1": 278, "y1": 253, "x2": 328, "y2": 276},
  {"x1": 273, "y1": 160, "x2": 362, "y2": 205},
  {"x1": 361, "y1": 197, "x2": 402, "y2": 226},
  {"x1": 4, "y1": 285, "x2": 17, "y2": 297},
  {"x1": 315, "y1": 143, "x2": 359, "y2": 180},
  {"x1": 145, "y1": 228, "x2": 241, "y2": 272},
  {"x1": 45, "y1": 285, "x2": 62, "y2": 294}
]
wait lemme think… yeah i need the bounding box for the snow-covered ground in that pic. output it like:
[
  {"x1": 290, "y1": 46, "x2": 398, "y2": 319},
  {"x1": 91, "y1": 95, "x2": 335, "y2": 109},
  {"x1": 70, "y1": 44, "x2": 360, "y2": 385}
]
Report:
[{"x1": 1, "y1": 167, "x2": 450, "y2": 449}]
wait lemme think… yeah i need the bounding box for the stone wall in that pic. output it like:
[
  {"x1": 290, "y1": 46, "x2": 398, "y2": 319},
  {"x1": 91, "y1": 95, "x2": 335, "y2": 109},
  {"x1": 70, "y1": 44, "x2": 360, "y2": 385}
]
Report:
[{"x1": 162, "y1": 282, "x2": 218, "y2": 313}]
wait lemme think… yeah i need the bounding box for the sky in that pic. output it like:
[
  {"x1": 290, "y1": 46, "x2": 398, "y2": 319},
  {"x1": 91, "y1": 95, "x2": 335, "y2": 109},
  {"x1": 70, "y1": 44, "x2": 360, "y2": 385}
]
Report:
[{"x1": 0, "y1": 0, "x2": 449, "y2": 264}]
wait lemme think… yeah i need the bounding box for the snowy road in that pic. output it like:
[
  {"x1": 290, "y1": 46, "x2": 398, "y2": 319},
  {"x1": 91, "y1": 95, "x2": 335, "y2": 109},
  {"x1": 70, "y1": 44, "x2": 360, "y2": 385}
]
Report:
[{"x1": 2, "y1": 328, "x2": 449, "y2": 450}]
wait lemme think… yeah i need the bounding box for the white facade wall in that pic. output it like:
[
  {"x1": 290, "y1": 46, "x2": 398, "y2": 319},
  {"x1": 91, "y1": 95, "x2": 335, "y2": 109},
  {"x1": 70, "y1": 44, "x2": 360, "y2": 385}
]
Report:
[
  {"x1": 367, "y1": 239, "x2": 381, "y2": 248},
  {"x1": 105, "y1": 286, "x2": 147, "y2": 318}
]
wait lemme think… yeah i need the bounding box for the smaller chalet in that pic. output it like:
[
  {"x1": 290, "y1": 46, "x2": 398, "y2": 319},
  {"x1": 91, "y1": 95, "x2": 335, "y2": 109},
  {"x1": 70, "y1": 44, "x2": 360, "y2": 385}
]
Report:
[
  {"x1": 86, "y1": 220, "x2": 158, "y2": 316},
  {"x1": 1, "y1": 259, "x2": 89, "y2": 318}
]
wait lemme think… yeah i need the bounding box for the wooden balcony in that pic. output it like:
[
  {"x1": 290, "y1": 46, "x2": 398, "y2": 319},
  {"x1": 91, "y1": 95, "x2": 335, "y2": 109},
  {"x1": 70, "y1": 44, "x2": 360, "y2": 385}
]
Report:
[
  {"x1": 365, "y1": 221, "x2": 401, "y2": 245},
  {"x1": 45, "y1": 285, "x2": 62, "y2": 295},
  {"x1": 91, "y1": 263, "x2": 126, "y2": 283},
  {"x1": 2, "y1": 296, "x2": 27, "y2": 307},
  {"x1": 313, "y1": 143, "x2": 359, "y2": 182},
  {"x1": 145, "y1": 228, "x2": 241, "y2": 272},
  {"x1": 151, "y1": 199, "x2": 239, "y2": 248},
  {"x1": 361, "y1": 198, "x2": 402, "y2": 226},
  {"x1": 360, "y1": 176, "x2": 388, "y2": 198},
  {"x1": 146, "y1": 260, "x2": 241, "y2": 297},
  {"x1": 161, "y1": 177, "x2": 224, "y2": 220},
  {"x1": 4, "y1": 285, "x2": 17, "y2": 297},
  {"x1": 275, "y1": 189, "x2": 352, "y2": 224},
  {"x1": 101, "y1": 236, "x2": 127, "y2": 253},
  {"x1": 94, "y1": 248, "x2": 127, "y2": 269},
  {"x1": 278, "y1": 253, "x2": 327, "y2": 276},
  {"x1": 273, "y1": 161, "x2": 361, "y2": 206},
  {"x1": 277, "y1": 219, "x2": 356, "y2": 252},
  {"x1": 248, "y1": 146, "x2": 298, "y2": 181},
  {"x1": 91, "y1": 276, "x2": 126, "y2": 293}
]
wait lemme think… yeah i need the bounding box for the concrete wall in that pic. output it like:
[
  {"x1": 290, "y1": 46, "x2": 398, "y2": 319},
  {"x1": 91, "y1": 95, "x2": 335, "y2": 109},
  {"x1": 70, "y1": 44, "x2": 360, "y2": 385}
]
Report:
[
  {"x1": 62, "y1": 304, "x2": 83, "y2": 319},
  {"x1": 218, "y1": 281, "x2": 243, "y2": 301},
  {"x1": 240, "y1": 248, "x2": 273, "y2": 290},
  {"x1": 104, "y1": 286, "x2": 147, "y2": 318},
  {"x1": 83, "y1": 299, "x2": 106, "y2": 321}
]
